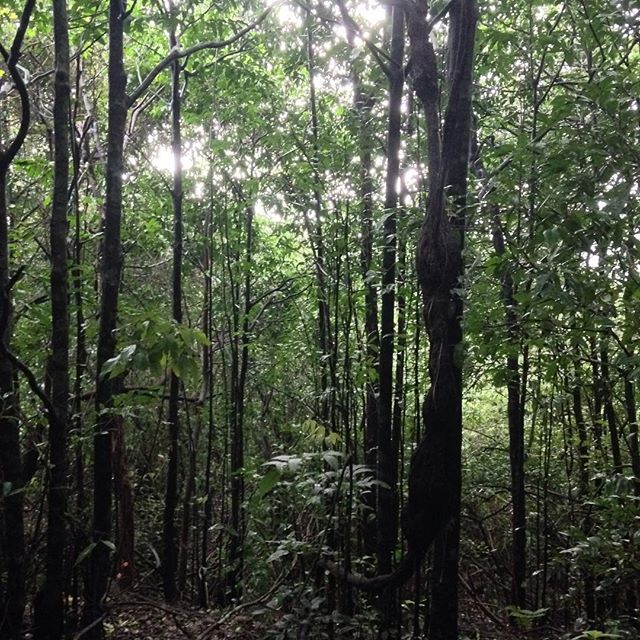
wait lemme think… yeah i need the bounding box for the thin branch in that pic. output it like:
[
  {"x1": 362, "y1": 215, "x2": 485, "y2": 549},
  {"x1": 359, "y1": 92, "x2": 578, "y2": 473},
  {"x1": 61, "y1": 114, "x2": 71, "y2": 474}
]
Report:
[
  {"x1": 427, "y1": 0, "x2": 453, "y2": 32},
  {"x1": 126, "y1": 4, "x2": 278, "y2": 107},
  {"x1": 0, "y1": 0, "x2": 36, "y2": 170},
  {"x1": 333, "y1": 0, "x2": 392, "y2": 77},
  {"x1": 72, "y1": 612, "x2": 108, "y2": 640}
]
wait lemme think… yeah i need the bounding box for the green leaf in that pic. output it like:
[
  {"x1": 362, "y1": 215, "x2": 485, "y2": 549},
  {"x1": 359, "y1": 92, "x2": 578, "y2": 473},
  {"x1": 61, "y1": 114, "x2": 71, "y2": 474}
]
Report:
[
  {"x1": 100, "y1": 344, "x2": 137, "y2": 380},
  {"x1": 258, "y1": 467, "x2": 281, "y2": 498},
  {"x1": 74, "y1": 542, "x2": 97, "y2": 567}
]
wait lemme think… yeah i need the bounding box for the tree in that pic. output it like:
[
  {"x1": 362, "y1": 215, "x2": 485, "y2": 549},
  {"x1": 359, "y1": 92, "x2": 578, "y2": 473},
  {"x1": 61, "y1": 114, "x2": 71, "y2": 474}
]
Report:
[
  {"x1": 0, "y1": 2, "x2": 37, "y2": 637},
  {"x1": 33, "y1": 0, "x2": 71, "y2": 636}
]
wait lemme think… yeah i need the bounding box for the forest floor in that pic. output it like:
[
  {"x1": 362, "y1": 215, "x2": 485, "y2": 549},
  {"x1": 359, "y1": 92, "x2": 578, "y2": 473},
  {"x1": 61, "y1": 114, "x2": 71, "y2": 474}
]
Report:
[{"x1": 99, "y1": 586, "x2": 559, "y2": 640}]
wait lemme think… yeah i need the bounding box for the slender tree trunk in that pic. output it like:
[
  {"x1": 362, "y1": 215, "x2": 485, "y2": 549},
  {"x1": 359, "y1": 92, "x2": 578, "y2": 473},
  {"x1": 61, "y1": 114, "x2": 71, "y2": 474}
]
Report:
[
  {"x1": 112, "y1": 404, "x2": 135, "y2": 589},
  {"x1": 178, "y1": 406, "x2": 197, "y2": 594},
  {"x1": 228, "y1": 200, "x2": 254, "y2": 601},
  {"x1": 0, "y1": 3, "x2": 36, "y2": 636},
  {"x1": 600, "y1": 349, "x2": 622, "y2": 474},
  {"x1": 199, "y1": 179, "x2": 215, "y2": 608},
  {"x1": 337, "y1": 0, "x2": 379, "y2": 560},
  {"x1": 70, "y1": 57, "x2": 89, "y2": 629},
  {"x1": 34, "y1": 1, "x2": 71, "y2": 636},
  {"x1": 623, "y1": 374, "x2": 640, "y2": 495},
  {"x1": 85, "y1": 0, "x2": 127, "y2": 633},
  {"x1": 163, "y1": 18, "x2": 183, "y2": 602},
  {"x1": 377, "y1": 9, "x2": 404, "y2": 631},
  {"x1": 0, "y1": 178, "x2": 25, "y2": 640},
  {"x1": 572, "y1": 372, "x2": 596, "y2": 623},
  {"x1": 491, "y1": 211, "x2": 527, "y2": 611}
]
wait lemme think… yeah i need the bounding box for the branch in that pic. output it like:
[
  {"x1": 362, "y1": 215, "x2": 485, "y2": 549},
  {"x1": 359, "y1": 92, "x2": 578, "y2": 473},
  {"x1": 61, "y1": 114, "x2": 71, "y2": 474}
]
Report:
[
  {"x1": 303, "y1": 0, "x2": 393, "y2": 77},
  {"x1": 6, "y1": 0, "x2": 36, "y2": 64},
  {"x1": 427, "y1": 0, "x2": 453, "y2": 32},
  {"x1": 0, "y1": 266, "x2": 61, "y2": 429},
  {"x1": 0, "y1": 0, "x2": 36, "y2": 170},
  {"x1": 126, "y1": 4, "x2": 277, "y2": 107}
]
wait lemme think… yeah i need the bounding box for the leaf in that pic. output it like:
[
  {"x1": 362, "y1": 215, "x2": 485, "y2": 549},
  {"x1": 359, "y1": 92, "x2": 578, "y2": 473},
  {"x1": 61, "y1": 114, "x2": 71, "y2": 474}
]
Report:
[
  {"x1": 267, "y1": 548, "x2": 289, "y2": 562},
  {"x1": 74, "y1": 542, "x2": 97, "y2": 566},
  {"x1": 100, "y1": 344, "x2": 137, "y2": 380},
  {"x1": 258, "y1": 467, "x2": 280, "y2": 498}
]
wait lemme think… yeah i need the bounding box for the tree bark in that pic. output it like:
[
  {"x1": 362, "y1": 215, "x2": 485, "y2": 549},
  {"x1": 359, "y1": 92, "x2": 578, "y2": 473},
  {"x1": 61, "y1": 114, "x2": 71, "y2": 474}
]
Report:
[
  {"x1": 0, "y1": 2, "x2": 36, "y2": 636},
  {"x1": 376, "y1": 4, "x2": 404, "y2": 631},
  {"x1": 491, "y1": 211, "x2": 527, "y2": 612},
  {"x1": 163, "y1": 17, "x2": 183, "y2": 602},
  {"x1": 34, "y1": 0, "x2": 71, "y2": 636},
  {"x1": 407, "y1": 1, "x2": 477, "y2": 638},
  {"x1": 337, "y1": 0, "x2": 379, "y2": 561},
  {"x1": 84, "y1": 0, "x2": 127, "y2": 634}
]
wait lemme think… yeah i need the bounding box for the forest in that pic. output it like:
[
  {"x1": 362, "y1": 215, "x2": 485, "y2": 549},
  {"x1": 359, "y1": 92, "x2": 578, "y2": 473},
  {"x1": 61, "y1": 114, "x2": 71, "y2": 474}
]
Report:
[{"x1": 0, "y1": 0, "x2": 638, "y2": 638}]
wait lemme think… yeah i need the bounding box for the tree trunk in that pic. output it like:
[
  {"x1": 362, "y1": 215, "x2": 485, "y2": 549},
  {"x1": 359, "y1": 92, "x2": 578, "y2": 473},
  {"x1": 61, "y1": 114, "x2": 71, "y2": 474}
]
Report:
[
  {"x1": 84, "y1": 0, "x2": 127, "y2": 633},
  {"x1": 337, "y1": 0, "x2": 379, "y2": 561},
  {"x1": 113, "y1": 406, "x2": 136, "y2": 589},
  {"x1": 491, "y1": 211, "x2": 527, "y2": 612},
  {"x1": 600, "y1": 348, "x2": 622, "y2": 474},
  {"x1": 228, "y1": 200, "x2": 254, "y2": 601},
  {"x1": 199, "y1": 179, "x2": 215, "y2": 608},
  {"x1": 406, "y1": 1, "x2": 477, "y2": 638},
  {"x1": 34, "y1": 0, "x2": 71, "y2": 636},
  {"x1": 377, "y1": 8, "x2": 404, "y2": 632},
  {"x1": 572, "y1": 375, "x2": 596, "y2": 623},
  {"x1": 0, "y1": 2, "x2": 36, "y2": 636},
  {"x1": 163, "y1": 17, "x2": 183, "y2": 602}
]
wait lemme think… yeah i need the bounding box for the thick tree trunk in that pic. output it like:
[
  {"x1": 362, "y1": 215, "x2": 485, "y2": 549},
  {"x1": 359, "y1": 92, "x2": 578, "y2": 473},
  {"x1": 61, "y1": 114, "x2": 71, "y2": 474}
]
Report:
[
  {"x1": 34, "y1": 0, "x2": 71, "y2": 636},
  {"x1": 407, "y1": 1, "x2": 477, "y2": 638},
  {"x1": 85, "y1": 0, "x2": 127, "y2": 634}
]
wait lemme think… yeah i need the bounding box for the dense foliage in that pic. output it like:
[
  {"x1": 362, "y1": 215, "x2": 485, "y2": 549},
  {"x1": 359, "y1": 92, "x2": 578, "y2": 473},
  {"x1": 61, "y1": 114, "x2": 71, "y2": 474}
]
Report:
[{"x1": 0, "y1": 0, "x2": 638, "y2": 639}]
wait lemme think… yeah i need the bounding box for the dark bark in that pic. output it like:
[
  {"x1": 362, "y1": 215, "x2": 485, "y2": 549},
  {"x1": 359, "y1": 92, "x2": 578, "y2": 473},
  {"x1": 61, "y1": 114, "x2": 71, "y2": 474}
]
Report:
[
  {"x1": 391, "y1": 236, "x2": 406, "y2": 552},
  {"x1": 624, "y1": 374, "x2": 640, "y2": 495},
  {"x1": 163, "y1": 21, "x2": 183, "y2": 603},
  {"x1": 227, "y1": 200, "x2": 254, "y2": 601},
  {"x1": 113, "y1": 408, "x2": 135, "y2": 589},
  {"x1": 84, "y1": 0, "x2": 128, "y2": 633},
  {"x1": 70, "y1": 55, "x2": 89, "y2": 630},
  {"x1": 600, "y1": 349, "x2": 622, "y2": 474},
  {"x1": 326, "y1": 3, "x2": 477, "y2": 615},
  {"x1": 0, "y1": 2, "x2": 36, "y2": 636},
  {"x1": 572, "y1": 374, "x2": 596, "y2": 623},
  {"x1": 491, "y1": 213, "x2": 527, "y2": 611},
  {"x1": 376, "y1": 5, "x2": 404, "y2": 631},
  {"x1": 377, "y1": 0, "x2": 404, "y2": 579},
  {"x1": 411, "y1": 1, "x2": 477, "y2": 638},
  {"x1": 34, "y1": 0, "x2": 71, "y2": 636},
  {"x1": 199, "y1": 183, "x2": 215, "y2": 608},
  {"x1": 337, "y1": 0, "x2": 379, "y2": 560}
]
